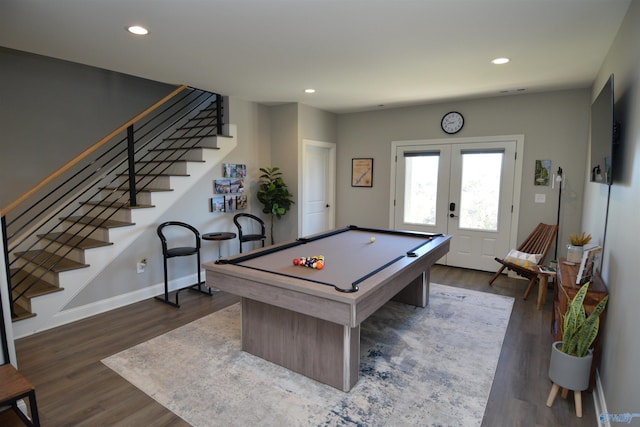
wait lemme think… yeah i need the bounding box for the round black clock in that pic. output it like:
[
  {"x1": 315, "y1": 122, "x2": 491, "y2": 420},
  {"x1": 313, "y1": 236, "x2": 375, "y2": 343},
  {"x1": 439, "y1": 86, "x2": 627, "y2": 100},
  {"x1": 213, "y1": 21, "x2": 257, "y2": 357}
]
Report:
[{"x1": 441, "y1": 111, "x2": 464, "y2": 134}]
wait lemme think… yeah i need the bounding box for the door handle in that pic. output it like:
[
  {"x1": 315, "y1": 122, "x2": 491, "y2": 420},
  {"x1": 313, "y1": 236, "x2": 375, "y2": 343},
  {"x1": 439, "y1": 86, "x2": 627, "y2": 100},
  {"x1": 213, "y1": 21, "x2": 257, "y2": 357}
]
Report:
[{"x1": 449, "y1": 202, "x2": 457, "y2": 218}]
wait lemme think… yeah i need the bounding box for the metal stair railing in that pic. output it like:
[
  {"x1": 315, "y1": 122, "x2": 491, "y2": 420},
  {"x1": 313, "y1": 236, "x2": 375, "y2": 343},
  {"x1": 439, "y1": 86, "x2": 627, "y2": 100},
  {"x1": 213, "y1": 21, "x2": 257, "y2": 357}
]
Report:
[{"x1": 1, "y1": 86, "x2": 226, "y2": 318}]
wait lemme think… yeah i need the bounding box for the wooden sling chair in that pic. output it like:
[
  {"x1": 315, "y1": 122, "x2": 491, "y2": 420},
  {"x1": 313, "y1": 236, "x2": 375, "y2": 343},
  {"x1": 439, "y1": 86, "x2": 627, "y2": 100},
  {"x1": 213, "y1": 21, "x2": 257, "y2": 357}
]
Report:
[{"x1": 489, "y1": 222, "x2": 558, "y2": 299}]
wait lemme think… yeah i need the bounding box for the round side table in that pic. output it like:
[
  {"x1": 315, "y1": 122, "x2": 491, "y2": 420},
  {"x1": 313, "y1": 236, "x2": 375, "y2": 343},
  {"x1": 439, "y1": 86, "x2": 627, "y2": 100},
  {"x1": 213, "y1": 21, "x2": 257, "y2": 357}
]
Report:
[{"x1": 202, "y1": 232, "x2": 237, "y2": 259}]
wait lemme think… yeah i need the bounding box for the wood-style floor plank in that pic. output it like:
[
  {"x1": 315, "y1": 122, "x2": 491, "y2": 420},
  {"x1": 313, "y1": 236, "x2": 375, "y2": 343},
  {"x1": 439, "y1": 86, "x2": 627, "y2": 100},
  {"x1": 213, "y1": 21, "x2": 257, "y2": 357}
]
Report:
[{"x1": 1, "y1": 267, "x2": 597, "y2": 426}]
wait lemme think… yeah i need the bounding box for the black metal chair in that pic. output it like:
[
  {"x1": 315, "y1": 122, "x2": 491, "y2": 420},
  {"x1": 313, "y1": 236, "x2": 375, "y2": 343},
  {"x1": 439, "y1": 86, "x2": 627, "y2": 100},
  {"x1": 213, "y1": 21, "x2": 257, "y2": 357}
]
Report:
[
  {"x1": 155, "y1": 221, "x2": 209, "y2": 308},
  {"x1": 233, "y1": 213, "x2": 266, "y2": 253}
]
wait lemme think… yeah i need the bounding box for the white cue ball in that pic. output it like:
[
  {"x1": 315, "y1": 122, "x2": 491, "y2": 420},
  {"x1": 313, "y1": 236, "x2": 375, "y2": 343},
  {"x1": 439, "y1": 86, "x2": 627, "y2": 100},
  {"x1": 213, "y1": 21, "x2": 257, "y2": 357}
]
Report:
[{"x1": 370, "y1": 237, "x2": 376, "y2": 243}]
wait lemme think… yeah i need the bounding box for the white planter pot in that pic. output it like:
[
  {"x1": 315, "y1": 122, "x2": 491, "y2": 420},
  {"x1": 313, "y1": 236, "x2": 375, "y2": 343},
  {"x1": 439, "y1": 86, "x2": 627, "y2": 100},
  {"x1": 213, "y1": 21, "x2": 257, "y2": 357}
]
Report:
[
  {"x1": 566, "y1": 245, "x2": 584, "y2": 264},
  {"x1": 549, "y1": 341, "x2": 593, "y2": 391}
]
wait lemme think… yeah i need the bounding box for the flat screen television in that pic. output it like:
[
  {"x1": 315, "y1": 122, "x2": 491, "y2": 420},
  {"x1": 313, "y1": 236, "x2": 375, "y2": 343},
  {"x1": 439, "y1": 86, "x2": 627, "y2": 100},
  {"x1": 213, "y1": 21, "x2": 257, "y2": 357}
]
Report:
[{"x1": 590, "y1": 74, "x2": 615, "y2": 184}]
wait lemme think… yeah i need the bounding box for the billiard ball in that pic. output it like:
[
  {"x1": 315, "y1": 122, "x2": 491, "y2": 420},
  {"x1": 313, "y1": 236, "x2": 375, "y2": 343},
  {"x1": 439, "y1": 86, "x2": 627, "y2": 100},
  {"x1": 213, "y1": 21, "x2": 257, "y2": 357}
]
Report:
[
  {"x1": 293, "y1": 258, "x2": 299, "y2": 265},
  {"x1": 370, "y1": 237, "x2": 376, "y2": 243}
]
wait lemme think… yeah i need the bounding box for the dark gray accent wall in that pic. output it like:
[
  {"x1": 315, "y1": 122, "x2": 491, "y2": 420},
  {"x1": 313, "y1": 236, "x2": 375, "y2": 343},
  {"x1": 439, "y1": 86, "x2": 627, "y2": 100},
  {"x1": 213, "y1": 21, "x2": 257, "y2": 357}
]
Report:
[{"x1": 0, "y1": 47, "x2": 178, "y2": 208}]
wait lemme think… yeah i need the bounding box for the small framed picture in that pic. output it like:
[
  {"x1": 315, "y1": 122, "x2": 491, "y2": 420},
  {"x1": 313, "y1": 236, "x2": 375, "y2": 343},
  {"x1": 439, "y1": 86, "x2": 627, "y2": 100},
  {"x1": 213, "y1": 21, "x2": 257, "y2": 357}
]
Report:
[
  {"x1": 210, "y1": 197, "x2": 225, "y2": 212},
  {"x1": 214, "y1": 179, "x2": 231, "y2": 194},
  {"x1": 352, "y1": 158, "x2": 373, "y2": 187},
  {"x1": 225, "y1": 195, "x2": 236, "y2": 212},
  {"x1": 534, "y1": 159, "x2": 551, "y2": 186},
  {"x1": 236, "y1": 194, "x2": 248, "y2": 210}
]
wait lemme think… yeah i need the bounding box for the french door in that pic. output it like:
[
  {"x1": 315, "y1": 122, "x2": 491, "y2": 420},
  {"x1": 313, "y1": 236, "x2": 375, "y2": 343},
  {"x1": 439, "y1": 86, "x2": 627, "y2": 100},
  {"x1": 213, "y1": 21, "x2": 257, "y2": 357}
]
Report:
[{"x1": 391, "y1": 136, "x2": 521, "y2": 271}]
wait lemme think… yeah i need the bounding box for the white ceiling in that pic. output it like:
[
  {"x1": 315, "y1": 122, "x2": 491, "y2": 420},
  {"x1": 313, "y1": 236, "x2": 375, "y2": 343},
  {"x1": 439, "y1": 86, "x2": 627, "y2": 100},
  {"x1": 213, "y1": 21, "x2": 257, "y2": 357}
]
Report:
[{"x1": 0, "y1": 0, "x2": 631, "y2": 113}]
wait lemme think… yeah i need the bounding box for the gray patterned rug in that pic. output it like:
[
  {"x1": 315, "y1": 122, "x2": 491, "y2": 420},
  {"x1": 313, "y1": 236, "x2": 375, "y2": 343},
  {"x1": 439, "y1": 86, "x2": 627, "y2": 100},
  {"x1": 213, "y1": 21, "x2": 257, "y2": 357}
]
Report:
[{"x1": 102, "y1": 284, "x2": 513, "y2": 426}]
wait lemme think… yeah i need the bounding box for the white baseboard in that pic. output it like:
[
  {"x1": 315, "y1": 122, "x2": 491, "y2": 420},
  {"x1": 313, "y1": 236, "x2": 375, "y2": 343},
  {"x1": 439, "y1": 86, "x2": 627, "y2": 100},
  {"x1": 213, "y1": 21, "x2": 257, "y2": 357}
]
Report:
[
  {"x1": 10, "y1": 272, "x2": 204, "y2": 339},
  {"x1": 53, "y1": 272, "x2": 203, "y2": 324},
  {"x1": 593, "y1": 369, "x2": 608, "y2": 427}
]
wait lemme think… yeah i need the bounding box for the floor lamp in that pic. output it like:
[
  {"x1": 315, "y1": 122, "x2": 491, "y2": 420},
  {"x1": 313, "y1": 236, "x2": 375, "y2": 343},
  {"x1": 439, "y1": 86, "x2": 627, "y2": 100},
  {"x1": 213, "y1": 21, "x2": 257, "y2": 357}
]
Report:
[{"x1": 553, "y1": 167, "x2": 563, "y2": 260}]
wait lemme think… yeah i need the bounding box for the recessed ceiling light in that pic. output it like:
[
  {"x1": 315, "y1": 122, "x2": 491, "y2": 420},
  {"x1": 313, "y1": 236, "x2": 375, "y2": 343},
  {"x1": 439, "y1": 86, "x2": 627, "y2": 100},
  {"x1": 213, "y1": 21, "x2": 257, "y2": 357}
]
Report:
[
  {"x1": 127, "y1": 25, "x2": 149, "y2": 35},
  {"x1": 491, "y1": 57, "x2": 510, "y2": 65},
  {"x1": 304, "y1": 88, "x2": 316, "y2": 94}
]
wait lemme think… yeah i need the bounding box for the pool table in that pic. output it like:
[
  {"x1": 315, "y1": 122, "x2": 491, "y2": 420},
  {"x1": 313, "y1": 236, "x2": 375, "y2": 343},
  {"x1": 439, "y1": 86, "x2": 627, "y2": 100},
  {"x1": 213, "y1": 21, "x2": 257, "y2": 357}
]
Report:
[{"x1": 203, "y1": 225, "x2": 451, "y2": 391}]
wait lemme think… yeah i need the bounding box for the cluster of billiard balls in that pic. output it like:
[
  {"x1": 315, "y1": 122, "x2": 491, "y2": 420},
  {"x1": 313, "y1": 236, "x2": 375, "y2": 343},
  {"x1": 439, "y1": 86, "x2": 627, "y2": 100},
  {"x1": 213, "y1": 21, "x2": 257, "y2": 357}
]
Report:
[{"x1": 293, "y1": 255, "x2": 325, "y2": 269}]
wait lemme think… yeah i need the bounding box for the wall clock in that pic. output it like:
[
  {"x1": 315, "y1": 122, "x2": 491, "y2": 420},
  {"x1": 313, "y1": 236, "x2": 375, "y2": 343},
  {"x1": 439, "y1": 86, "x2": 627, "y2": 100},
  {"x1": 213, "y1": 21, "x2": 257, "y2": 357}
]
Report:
[{"x1": 441, "y1": 111, "x2": 464, "y2": 134}]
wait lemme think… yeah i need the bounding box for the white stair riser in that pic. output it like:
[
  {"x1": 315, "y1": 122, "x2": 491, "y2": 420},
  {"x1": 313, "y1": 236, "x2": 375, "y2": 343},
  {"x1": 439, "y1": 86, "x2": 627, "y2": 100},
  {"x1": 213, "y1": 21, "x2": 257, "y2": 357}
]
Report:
[
  {"x1": 114, "y1": 175, "x2": 171, "y2": 189},
  {"x1": 37, "y1": 241, "x2": 85, "y2": 264},
  {"x1": 137, "y1": 162, "x2": 189, "y2": 175},
  {"x1": 79, "y1": 205, "x2": 132, "y2": 223},
  {"x1": 98, "y1": 190, "x2": 154, "y2": 206},
  {"x1": 11, "y1": 260, "x2": 62, "y2": 286},
  {"x1": 149, "y1": 148, "x2": 206, "y2": 162}
]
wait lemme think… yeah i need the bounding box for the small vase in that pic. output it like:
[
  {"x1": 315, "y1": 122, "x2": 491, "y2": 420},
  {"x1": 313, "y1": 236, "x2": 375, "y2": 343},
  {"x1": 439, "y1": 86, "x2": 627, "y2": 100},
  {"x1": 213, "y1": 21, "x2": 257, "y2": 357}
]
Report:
[
  {"x1": 549, "y1": 341, "x2": 593, "y2": 391},
  {"x1": 566, "y1": 244, "x2": 583, "y2": 263}
]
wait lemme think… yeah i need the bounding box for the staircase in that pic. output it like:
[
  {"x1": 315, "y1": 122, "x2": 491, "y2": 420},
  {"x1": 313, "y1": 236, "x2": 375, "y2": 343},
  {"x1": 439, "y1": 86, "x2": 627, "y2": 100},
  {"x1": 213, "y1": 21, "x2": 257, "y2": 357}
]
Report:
[{"x1": 3, "y1": 87, "x2": 237, "y2": 335}]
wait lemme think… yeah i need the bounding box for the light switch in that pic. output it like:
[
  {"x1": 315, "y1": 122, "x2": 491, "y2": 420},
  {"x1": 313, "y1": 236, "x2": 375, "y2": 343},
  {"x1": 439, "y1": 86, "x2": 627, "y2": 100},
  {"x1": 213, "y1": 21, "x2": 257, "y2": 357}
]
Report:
[{"x1": 535, "y1": 193, "x2": 546, "y2": 203}]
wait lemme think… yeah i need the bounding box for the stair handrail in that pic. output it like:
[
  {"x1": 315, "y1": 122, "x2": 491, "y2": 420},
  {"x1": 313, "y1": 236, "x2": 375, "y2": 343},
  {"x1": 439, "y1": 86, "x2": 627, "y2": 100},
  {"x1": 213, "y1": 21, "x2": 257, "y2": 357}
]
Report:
[{"x1": 0, "y1": 85, "x2": 188, "y2": 218}]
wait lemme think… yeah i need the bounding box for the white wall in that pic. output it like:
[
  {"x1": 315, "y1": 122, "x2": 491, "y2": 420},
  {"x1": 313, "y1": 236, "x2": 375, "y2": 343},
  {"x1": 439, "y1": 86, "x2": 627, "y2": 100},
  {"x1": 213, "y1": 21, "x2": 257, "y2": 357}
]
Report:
[
  {"x1": 336, "y1": 90, "x2": 591, "y2": 253},
  {"x1": 583, "y1": 0, "x2": 640, "y2": 416},
  {"x1": 267, "y1": 103, "x2": 337, "y2": 243}
]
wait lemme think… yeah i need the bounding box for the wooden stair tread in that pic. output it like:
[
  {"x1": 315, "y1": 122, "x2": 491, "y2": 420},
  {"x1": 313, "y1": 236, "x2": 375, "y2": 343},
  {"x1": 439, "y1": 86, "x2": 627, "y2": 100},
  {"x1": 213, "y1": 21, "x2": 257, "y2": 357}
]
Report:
[
  {"x1": 10, "y1": 305, "x2": 35, "y2": 322},
  {"x1": 116, "y1": 172, "x2": 190, "y2": 177},
  {"x1": 162, "y1": 135, "x2": 218, "y2": 141},
  {"x1": 62, "y1": 216, "x2": 134, "y2": 228},
  {"x1": 177, "y1": 124, "x2": 218, "y2": 130},
  {"x1": 137, "y1": 159, "x2": 205, "y2": 164},
  {"x1": 81, "y1": 200, "x2": 156, "y2": 210},
  {"x1": 14, "y1": 250, "x2": 89, "y2": 272},
  {"x1": 10, "y1": 269, "x2": 63, "y2": 298},
  {"x1": 37, "y1": 232, "x2": 113, "y2": 249},
  {"x1": 149, "y1": 146, "x2": 220, "y2": 151},
  {"x1": 101, "y1": 186, "x2": 173, "y2": 193}
]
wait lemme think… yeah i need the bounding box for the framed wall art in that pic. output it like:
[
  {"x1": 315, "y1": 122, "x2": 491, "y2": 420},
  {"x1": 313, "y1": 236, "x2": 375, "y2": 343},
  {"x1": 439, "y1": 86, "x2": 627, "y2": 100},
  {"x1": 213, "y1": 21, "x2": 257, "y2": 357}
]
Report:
[{"x1": 351, "y1": 158, "x2": 373, "y2": 187}]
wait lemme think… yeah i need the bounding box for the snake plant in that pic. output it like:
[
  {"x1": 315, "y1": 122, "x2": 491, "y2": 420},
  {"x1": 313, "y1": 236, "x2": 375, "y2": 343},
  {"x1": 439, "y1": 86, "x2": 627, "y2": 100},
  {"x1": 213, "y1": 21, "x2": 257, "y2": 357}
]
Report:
[{"x1": 561, "y1": 282, "x2": 609, "y2": 357}]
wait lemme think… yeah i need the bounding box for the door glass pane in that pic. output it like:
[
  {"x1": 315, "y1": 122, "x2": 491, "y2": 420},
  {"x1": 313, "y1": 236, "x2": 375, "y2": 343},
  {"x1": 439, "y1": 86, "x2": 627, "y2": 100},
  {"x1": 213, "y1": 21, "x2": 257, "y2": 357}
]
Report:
[
  {"x1": 459, "y1": 151, "x2": 503, "y2": 231},
  {"x1": 403, "y1": 153, "x2": 439, "y2": 225}
]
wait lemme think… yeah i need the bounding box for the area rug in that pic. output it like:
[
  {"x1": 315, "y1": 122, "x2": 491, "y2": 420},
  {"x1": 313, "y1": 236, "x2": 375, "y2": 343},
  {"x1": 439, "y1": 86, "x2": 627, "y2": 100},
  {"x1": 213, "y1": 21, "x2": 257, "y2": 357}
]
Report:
[{"x1": 102, "y1": 284, "x2": 513, "y2": 427}]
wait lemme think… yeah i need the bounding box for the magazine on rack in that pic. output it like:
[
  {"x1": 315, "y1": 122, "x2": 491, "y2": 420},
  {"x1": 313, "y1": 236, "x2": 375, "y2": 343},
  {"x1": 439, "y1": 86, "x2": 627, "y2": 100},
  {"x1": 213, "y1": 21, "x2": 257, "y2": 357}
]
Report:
[{"x1": 576, "y1": 245, "x2": 602, "y2": 285}]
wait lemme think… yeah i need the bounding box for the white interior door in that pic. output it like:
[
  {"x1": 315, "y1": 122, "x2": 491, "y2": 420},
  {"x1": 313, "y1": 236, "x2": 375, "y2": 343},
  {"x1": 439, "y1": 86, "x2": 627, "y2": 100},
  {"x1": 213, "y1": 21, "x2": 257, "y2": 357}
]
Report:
[
  {"x1": 300, "y1": 139, "x2": 336, "y2": 237},
  {"x1": 392, "y1": 136, "x2": 521, "y2": 272}
]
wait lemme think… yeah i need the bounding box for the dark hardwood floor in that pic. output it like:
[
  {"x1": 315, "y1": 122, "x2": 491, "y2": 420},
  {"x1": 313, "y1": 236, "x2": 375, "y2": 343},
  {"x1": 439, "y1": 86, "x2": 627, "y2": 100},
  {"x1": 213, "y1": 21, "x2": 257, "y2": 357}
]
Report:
[{"x1": 1, "y1": 266, "x2": 596, "y2": 426}]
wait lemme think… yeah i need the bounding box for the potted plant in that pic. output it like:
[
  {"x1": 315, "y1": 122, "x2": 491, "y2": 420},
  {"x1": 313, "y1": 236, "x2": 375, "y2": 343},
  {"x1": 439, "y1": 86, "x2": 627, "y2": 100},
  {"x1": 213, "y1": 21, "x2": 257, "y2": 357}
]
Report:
[
  {"x1": 548, "y1": 281, "x2": 608, "y2": 395},
  {"x1": 256, "y1": 167, "x2": 294, "y2": 244},
  {"x1": 566, "y1": 232, "x2": 592, "y2": 263}
]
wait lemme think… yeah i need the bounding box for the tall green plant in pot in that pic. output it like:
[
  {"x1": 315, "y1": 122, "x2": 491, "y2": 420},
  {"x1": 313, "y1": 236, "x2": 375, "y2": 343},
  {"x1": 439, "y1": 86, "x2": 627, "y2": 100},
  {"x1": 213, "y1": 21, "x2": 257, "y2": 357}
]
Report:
[
  {"x1": 257, "y1": 167, "x2": 294, "y2": 244},
  {"x1": 560, "y1": 281, "x2": 608, "y2": 358},
  {"x1": 547, "y1": 281, "x2": 608, "y2": 417}
]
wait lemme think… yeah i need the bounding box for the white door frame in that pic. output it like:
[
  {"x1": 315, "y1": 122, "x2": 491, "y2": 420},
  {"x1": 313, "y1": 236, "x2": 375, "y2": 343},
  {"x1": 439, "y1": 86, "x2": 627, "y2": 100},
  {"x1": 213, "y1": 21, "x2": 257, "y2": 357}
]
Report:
[
  {"x1": 389, "y1": 134, "x2": 524, "y2": 256},
  {"x1": 299, "y1": 139, "x2": 336, "y2": 237}
]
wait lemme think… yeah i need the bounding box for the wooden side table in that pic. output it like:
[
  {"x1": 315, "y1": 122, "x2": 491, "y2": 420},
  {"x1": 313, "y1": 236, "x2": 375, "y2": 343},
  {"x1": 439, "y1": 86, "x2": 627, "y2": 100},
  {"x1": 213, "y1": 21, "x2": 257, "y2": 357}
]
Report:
[
  {"x1": 533, "y1": 265, "x2": 556, "y2": 310},
  {"x1": 0, "y1": 364, "x2": 40, "y2": 426},
  {"x1": 202, "y1": 232, "x2": 237, "y2": 259}
]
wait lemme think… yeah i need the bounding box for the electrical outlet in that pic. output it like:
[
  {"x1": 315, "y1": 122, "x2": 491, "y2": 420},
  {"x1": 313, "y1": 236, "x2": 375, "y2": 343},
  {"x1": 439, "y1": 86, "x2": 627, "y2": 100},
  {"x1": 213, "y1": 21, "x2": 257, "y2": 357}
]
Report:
[
  {"x1": 137, "y1": 261, "x2": 146, "y2": 273},
  {"x1": 535, "y1": 193, "x2": 546, "y2": 203}
]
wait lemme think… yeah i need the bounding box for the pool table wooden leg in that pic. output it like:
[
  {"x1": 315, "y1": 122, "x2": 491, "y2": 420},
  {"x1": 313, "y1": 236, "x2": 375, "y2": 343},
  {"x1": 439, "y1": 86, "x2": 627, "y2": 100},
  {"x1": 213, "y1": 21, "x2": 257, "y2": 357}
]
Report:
[
  {"x1": 392, "y1": 271, "x2": 429, "y2": 307},
  {"x1": 241, "y1": 298, "x2": 360, "y2": 391}
]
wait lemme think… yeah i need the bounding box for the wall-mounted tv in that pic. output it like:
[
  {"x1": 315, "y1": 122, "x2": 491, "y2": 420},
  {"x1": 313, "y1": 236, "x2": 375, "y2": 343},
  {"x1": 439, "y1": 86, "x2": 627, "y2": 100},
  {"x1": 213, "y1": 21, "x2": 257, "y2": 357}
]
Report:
[{"x1": 590, "y1": 74, "x2": 615, "y2": 184}]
